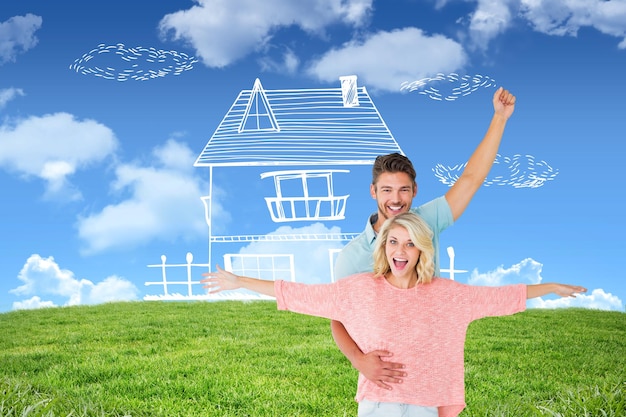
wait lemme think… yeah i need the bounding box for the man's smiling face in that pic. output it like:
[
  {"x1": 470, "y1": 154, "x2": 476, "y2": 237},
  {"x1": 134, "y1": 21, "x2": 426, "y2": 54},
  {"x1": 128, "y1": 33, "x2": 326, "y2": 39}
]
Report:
[{"x1": 370, "y1": 171, "x2": 417, "y2": 232}]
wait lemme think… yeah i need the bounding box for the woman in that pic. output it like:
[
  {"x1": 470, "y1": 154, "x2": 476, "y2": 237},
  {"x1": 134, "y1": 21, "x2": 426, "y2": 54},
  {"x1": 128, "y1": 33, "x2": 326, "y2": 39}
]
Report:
[{"x1": 201, "y1": 212, "x2": 586, "y2": 417}]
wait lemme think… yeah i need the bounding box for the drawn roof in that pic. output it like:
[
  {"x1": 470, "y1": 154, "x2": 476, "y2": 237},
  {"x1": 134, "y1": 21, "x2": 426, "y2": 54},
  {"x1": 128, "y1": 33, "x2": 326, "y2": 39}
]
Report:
[{"x1": 194, "y1": 78, "x2": 404, "y2": 167}]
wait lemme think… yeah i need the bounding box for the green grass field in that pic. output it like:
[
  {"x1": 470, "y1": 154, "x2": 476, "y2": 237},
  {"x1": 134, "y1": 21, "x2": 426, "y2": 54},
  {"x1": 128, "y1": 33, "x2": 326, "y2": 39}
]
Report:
[{"x1": 0, "y1": 301, "x2": 624, "y2": 416}]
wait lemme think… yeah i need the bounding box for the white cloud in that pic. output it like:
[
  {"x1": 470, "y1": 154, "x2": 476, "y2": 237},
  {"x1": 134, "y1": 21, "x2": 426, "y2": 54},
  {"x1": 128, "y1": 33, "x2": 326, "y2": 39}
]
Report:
[
  {"x1": 158, "y1": 0, "x2": 373, "y2": 68},
  {"x1": 155, "y1": 0, "x2": 626, "y2": 87},
  {"x1": 468, "y1": 257, "x2": 544, "y2": 286},
  {"x1": 0, "y1": 87, "x2": 24, "y2": 108},
  {"x1": 82, "y1": 275, "x2": 140, "y2": 305},
  {"x1": 467, "y1": 258, "x2": 624, "y2": 311},
  {"x1": 12, "y1": 296, "x2": 56, "y2": 310},
  {"x1": 467, "y1": 0, "x2": 514, "y2": 50},
  {"x1": 76, "y1": 139, "x2": 223, "y2": 254},
  {"x1": 459, "y1": 0, "x2": 626, "y2": 51},
  {"x1": 158, "y1": 2, "x2": 470, "y2": 89},
  {"x1": 528, "y1": 288, "x2": 624, "y2": 311},
  {"x1": 520, "y1": 0, "x2": 626, "y2": 49},
  {"x1": 0, "y1": 112, "x2": 118, "y2": 200},
  {"x1": 0, "y1": 14, "x2": 42, "y2": 64},
  {"x1": 307, "y1": 28, "x2": 467, "y2": 92},
  {"x1": 258, "y1": 47, "x2": 301, "y2": 74},
  {"x1": 9, "y1": 254, "x2": 139, "y2": 310}
]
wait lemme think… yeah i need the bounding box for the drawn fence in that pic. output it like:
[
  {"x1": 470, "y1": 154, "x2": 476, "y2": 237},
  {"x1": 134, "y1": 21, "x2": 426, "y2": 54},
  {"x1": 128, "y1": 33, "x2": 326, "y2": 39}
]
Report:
[{"x1": 144, "y1": 252, "x2": 295, "y2": 299}]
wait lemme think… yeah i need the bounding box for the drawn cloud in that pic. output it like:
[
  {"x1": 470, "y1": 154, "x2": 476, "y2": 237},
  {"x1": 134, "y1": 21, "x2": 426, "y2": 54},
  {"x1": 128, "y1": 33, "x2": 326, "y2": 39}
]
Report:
[
  {"x1": 69, "y1": 43, "x2": 198, "y2": 81},
  {"x1": 433, "y1": 154, "x2": 559, "y2": 188},
  {"x1": 400, "y1": 72, "x2": 496, "y2": 101}
]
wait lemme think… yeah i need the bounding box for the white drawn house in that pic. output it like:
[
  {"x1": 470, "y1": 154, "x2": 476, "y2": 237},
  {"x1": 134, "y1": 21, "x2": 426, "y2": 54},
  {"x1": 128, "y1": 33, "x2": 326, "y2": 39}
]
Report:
[{"x1": 145, "y1": 76, "x2": 464, "y2": 299}]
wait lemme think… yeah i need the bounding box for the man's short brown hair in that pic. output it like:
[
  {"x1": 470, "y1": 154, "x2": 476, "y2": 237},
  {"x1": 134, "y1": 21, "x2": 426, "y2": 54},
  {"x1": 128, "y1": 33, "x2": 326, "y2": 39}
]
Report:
[{"x1": 372, "y1": 153, "x2": 417, "y2": 185}]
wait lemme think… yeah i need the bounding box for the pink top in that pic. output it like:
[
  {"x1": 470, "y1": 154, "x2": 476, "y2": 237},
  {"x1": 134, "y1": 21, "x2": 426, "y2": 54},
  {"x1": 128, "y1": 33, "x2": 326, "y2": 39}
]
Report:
[{"x1": 275, "y1": 275, "x2": 527, "y2": 417}]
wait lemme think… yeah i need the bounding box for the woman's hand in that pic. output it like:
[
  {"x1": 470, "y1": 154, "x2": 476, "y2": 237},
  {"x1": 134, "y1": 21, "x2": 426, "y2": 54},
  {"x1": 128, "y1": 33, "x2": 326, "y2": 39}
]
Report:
[
  {"x1": 201, "y1": 265, "x2": 241, "y2": 293},
  {"x1": 553, "y1": 283, "x2": 587, "y2": 298},
  {"x1": 527, "y1": 283, "x2": 587, "y2": 299}
]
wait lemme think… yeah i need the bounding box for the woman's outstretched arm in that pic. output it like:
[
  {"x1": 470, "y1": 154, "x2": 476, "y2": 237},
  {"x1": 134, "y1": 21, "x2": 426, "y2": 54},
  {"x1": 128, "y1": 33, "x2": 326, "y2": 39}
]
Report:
[{"x1": 201, "y1": 265, "x2": 276, "y2": 297}]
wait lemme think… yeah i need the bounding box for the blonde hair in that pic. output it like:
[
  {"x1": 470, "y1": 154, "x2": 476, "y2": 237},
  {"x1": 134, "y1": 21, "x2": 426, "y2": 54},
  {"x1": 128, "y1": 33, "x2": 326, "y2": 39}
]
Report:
[{"x1": 372, "y1": 212, "x2": 435, "y2": 284}]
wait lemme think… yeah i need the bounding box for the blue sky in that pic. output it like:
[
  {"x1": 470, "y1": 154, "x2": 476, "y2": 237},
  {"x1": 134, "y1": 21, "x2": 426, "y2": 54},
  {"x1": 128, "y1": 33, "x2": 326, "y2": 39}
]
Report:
[{"x1": 1, "y1": 0, "x2": 625, "y2": 313}]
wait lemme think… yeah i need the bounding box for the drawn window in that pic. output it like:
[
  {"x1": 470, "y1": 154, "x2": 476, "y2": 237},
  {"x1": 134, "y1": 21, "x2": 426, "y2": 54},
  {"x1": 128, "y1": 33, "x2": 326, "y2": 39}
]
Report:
[
  {"x1": 261, "y1": 169, "x2": 350, "y2": 222},
  {"x1": 239, "y1": 78, "x2": 279, "y2": 133},
  {"x1": 223, "y1": 254, "x2": 295, "y2": 282}
]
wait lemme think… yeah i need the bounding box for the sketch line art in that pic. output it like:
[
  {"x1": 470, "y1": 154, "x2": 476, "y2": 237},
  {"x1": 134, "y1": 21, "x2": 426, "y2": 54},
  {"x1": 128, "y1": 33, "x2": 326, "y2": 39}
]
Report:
[
  {"x1": 145, "y1": 76, "x2": 465, "y2": 300},
  {"x1": 400, "y1": 73, "x2": 497, "y2": 101},
  {"x1": 261, "y1": 170, "x2": 350, "y2": 222},
  {"x1": 440, "y1": 247, "x2": 467, "y2": 281},
  {"x1": 433, "y1": 154, "x2": 559, "y2": 188},
  {"x1": 195, "y1": 76, "x2": 402, "y2": 166},
  {"x1": 240, "y1": 78, "x2": 280, "y2": 133},
  {"x1": 69, "y1": 43, "x2": 197, "y2": 81},
  {"x1": 193, "y1": 75, "x2": 403, "y2": 279},
  {"x1": 144, "y1": 246, "x2": 465, "y2": 301},
  {"x1": 145, "y1": 252, "x2": 286, "y2": 301}
]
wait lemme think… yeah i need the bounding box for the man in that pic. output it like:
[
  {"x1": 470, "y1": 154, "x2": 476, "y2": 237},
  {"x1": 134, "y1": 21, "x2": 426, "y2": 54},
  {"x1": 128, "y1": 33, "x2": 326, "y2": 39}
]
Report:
[{"x1": 332, "y1": 86, "x2": 516, "y2": 390}]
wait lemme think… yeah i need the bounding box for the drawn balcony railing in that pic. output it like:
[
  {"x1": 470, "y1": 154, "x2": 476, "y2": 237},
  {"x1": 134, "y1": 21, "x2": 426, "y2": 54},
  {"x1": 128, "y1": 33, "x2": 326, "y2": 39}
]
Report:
[
  {"x1": 264, "y1": 194, "x2": 349, "y2": 222},
  {"x1": 261, "y1": 169, "x2": 350, "y2": 222}
]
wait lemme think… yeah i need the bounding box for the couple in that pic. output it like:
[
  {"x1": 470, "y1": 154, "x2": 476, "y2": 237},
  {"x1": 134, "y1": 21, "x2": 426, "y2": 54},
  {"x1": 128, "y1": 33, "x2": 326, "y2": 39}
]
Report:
[
  {"x1": 203, "y1": 212, "x2": 585, "y2": 417},
  {"x1": 203, "y1": 88, "x2": 584, "y2": 416}
]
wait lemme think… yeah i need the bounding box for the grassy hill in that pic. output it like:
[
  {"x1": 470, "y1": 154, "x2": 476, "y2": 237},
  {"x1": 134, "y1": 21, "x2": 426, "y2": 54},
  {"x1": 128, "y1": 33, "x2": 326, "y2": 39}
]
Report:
[{"x1": 0, "y1": 301, "x2": 624, "y2": 416}]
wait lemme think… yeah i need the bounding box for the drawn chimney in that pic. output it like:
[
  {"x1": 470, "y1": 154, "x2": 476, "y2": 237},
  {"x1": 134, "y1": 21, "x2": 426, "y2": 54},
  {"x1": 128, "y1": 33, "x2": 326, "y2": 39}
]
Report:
[{"x1": 340, "y1": 75, "x2": 359, "y2": 107}]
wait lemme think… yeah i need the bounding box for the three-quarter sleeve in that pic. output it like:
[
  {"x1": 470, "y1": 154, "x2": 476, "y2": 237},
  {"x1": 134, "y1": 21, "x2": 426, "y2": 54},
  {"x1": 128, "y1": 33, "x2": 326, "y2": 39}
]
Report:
[
  {"x1": 466, "y1": 283, "x2": 527, "y2": 321},
  {"x1": 274, "y1": 280, "x2": 343, "y2": 321}
]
